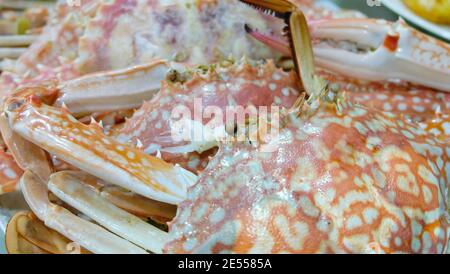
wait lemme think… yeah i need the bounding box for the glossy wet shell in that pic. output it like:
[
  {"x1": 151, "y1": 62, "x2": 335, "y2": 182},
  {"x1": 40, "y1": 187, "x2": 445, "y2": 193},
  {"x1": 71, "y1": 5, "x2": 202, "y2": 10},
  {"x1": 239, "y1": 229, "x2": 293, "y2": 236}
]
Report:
[
  {"x1": 0, "y1": 150, "x2": 23, "y2": 194},
  {"x1": 0, "y1": 0, "x2": 99, "y2": 99},
  {"x1": 76, "y1": 0, "x2": 283, "y2": 73},
  {"x1": 165, "y1": 100, "x2": 450, "y2": 254},
  {"x1": 118, "y1": 60, "x2": 300, "y2": 172},
  {"x1": 421, "y1": 114, "x2": 450, "y2": 142},
  {"x1": 320, "y1": 71, "x2": 450, "y2": 124},
  {"x1": 8, "y1": 99, "x2": 190, "y2": 204}
]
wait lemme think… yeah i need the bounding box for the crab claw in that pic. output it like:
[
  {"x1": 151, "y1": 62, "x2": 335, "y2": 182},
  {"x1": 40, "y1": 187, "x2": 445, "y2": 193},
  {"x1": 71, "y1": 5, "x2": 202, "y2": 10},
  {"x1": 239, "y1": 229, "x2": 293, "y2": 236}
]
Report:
[
  {"x1": 241, "y1": 0, "x2": 327, "y2": 97},
  {"x1": 310, "y1": 19, "x2": 450, "y2": 92},
  {"x1": 245, "y1": 14, "x2": 450, "y2": 92}
]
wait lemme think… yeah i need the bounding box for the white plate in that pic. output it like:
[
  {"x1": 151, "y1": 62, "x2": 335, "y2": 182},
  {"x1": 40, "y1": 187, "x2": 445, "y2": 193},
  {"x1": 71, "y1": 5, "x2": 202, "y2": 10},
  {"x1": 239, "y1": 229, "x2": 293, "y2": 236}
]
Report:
[{"x1": 381, "y1": 0, "x2": 450, "y2": 41}]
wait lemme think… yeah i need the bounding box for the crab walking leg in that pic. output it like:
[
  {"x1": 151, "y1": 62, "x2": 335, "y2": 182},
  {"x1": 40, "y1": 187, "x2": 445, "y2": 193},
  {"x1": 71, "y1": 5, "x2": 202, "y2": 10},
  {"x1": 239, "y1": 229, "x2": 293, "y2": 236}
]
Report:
[
  {"x1": 71, "y1": 172, "x2": 176, "y2": 221},
  {"x1": 49, "y1": 171, "x2": 170, "y2": 253},
  {"x1": 6, "y1": 102, "x2": 197, "y2": 205},
  {"x1": 56, "y1": 60, "x2": 170, "y2": 115},
  {"x1": 0, "y1": 114, "x2": 25, "y2": 194},
  {"x1": 20, "y1": 171, "x2": 148, "y2": 254},
  {"x1": 100, "y1": 186, "x2": 177, "y2": 221},
  {"x1": 0, "y1": 48, "x2": 27, "y2": 59},
  {"x1": 0, "y1": 113, "x2": 52, "y2": 183},
  {"x1": 6, "y1": 211, "x2": 50, "y2": 254},
  {"x1": 0, "y1": 150, "x2": 23, "y2": 194},
  {"x1": 6, "y1": 211, "x2": 92, "y2": 254},
  {"x1": 0, "y1": 0, "x2": 54, "y2": 10},
  {"x1": 0, "y1": 35, "x2": 38, "y2": 47}
]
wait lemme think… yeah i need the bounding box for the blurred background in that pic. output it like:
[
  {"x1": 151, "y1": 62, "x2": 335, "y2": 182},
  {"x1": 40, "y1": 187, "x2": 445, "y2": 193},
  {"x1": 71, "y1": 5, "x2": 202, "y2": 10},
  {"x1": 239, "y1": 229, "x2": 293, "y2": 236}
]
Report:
[{"x1": 328, "y1": 0, "x2": 398, "y2": 19}]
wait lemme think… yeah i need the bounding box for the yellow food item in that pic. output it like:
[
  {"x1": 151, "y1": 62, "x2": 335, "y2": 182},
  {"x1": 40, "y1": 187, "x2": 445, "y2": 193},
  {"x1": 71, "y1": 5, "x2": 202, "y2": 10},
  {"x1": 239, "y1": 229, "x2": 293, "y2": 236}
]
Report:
[
  {"x1": 16, "y1": 18, "x2": 30, "y2": 35},
  {"x1": 403, "y1": 0, "x2": 450, "y2": 24}
]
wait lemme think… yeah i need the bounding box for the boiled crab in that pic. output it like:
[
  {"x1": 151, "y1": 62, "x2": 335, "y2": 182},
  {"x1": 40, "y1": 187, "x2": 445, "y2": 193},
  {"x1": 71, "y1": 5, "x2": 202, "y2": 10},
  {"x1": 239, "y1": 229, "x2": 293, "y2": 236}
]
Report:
[
  {"x1": 0, "y1": 0, "x2": 307, "y2": 193},
  {"x1": 1, "y1": 0, "x2": 448, "y2": 254},
  {"x1": 164, "y1": 0, "x2": 449, "y2": 253},
  {"x1": 1, "y1": 0, "x2": 449, "y2": 182},
  {"x1": 1, "y1": 57, "x2": 301, "y2": 253},
  {"x1": 0, "y1": 0, "x2": 293, "y2": 192}
]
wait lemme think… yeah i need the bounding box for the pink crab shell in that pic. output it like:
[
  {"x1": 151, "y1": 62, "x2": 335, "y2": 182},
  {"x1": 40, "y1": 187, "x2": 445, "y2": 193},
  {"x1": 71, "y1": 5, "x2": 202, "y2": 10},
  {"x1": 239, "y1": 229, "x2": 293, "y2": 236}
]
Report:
[
  {"x1": 165, "y1": 99, "x2": 450, "y2": 254},
  {"x1": 0, "y1": 0, "x2": 99, "y2": 100},
  {"x1": 320, "y1": 71, "x2": 450, "y2": 124},
  {"x1": 76, "y1": 0, "x2": 284, "y2": 74},
  {"x1": 118, "y1": 60, "x2": 300, "y2": 173}
]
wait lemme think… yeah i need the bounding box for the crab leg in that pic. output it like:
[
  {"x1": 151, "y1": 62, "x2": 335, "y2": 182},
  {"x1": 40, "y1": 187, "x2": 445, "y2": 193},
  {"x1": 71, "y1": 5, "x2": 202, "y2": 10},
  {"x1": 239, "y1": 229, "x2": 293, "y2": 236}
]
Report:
[
  {"x1": 56, "y1": 60, "x2": 170, "y2": 115},
  {"x1": 5, "y1": 99, "x2": 197, "y2": 205},
  {"x1": 6, "y1": 211, "x2": 91, "y2": 254},
  {"x1": 0, "y1": 149, "x2": 23, "y2": 194},
  {"x1": 0, "y1": 113, "x2": 52, "y2": 183},
  {"x1": 311, "y1": 19, "x2": 450, "y2": 92},
  {"x1": 49, "y1": 171, "x2": 170, "y2": 253},
  {"x1": 101, "y1": 186, "x2": 177, "y2": 221},
  {"x1": 20, "y1": 170, "x2": 148, "y2": 254},
  {"x1": 74, "y1": 172, "x2": 176, "y2": 221},
  {"x1": 0, "y1": 35, "x2": 38, "y2": 47},
  {"x1": 6, "y1": 211, "x2": 53, "y2": 254},
  {"x1": 0, "y1": 0, "x2": 55, "y2": 10},
  {"x1": 243, "y1": 9, "x2": 450, "y2": 92},
  {"x1": 0, "y1": 48, "x2": 27, "y2": 59}
]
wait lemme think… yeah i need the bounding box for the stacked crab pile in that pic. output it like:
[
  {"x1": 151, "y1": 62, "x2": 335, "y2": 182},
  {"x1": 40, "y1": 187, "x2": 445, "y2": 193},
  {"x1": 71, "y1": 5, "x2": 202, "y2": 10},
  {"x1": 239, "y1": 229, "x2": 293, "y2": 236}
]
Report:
[{"x1": 0, "y1": 0, "x2": 448, "y2": 254}]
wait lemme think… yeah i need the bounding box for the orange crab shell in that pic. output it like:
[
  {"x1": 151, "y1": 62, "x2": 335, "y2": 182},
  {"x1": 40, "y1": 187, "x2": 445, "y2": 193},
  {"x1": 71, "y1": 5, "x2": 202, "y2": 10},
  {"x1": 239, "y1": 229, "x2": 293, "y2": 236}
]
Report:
[
  {"x1": 421, "y1": 113, "x2": 450, "y2": 143},
  {"x1": 118, "y1": 60, "x2": 301, "y2": 173},
  {"x1": 165, "y1": 99, "x2": 449, "y2": 254},
  {"x1": 319, "y1": 71, "x2": 450, "y2": 124}
]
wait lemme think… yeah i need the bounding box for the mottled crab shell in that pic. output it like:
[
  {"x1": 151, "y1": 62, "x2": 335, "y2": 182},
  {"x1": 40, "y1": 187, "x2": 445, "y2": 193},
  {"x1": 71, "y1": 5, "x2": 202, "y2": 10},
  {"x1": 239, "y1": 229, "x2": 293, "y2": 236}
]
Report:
[
  {"x1": 421, "y1": 114, "x2": 450, "y2": 142},
  {"x1": 76, "y1": 0, "x2": 283, "y2": 74},
  {"x1": 117, "y1": 60, "x2": 300, "y2": 172},
  {"x1": 320, "y1": 71, "x2": 450, "y2": 124},
  {"x1": 0, "y1": 0, "x2": 99, "y2": 99},
  {"x1": 165, "y1": 99, "x2": 450, "y2": 254}
]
